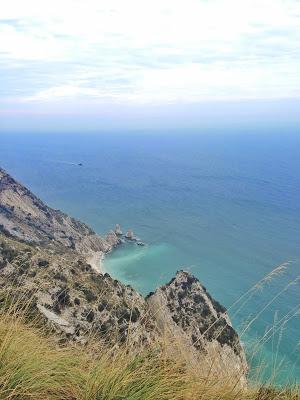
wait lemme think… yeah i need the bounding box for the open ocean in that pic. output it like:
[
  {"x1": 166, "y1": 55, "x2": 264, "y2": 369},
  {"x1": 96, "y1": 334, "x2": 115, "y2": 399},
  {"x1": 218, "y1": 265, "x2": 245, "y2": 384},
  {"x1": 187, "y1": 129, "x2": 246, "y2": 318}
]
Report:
[{"x1": 0, "y1": 130, "x2": 299, "y2": 383}]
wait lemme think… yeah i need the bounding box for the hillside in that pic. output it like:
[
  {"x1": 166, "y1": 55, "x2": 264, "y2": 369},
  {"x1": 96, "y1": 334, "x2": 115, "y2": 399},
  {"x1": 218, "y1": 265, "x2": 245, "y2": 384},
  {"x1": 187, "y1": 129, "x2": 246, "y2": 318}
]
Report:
[
  {"x1": 13, "y1": 166, "x2": 300, "y2": 400},
  {"x1": 0, "y1": 167, "x2": 118, "y2": 269}
]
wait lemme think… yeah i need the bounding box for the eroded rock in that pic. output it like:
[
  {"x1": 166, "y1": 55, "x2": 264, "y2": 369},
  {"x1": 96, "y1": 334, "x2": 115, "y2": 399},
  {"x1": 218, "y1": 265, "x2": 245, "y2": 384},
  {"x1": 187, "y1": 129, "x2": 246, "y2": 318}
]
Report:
[
  {"x1": 115, "y1": 224, "x2": 122, "y2": 236},
  {"x1": 125, "y1": 230, "x2": 134, "y2": 240},
  {"x1": 146, "y1": 270, "x2": 248, "y2": 385},
  {"x1": 105, "y1": 230, "x2": 121, "y2": 247},
  {"x1": 0, "y1": 167, "x2": 112, "y2": 265}
]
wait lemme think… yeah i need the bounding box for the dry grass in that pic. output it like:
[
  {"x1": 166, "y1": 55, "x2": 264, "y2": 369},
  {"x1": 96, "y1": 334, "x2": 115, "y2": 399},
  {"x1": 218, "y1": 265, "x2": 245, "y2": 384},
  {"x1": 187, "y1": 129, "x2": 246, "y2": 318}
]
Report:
[
  {"x1": 0, "y1": 238, "x2": 299, "y2": 399},
  {"x1": 0, "y1": 301, "x2": 188, "y2": 400},
  {"x1": 0, "y1": 302, "x2": 299, "y2": 400}
]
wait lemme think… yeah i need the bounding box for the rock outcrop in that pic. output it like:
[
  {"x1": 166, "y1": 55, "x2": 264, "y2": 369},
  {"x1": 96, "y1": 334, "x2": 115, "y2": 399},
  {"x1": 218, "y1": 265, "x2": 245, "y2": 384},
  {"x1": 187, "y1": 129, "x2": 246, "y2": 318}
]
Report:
[
  {"x1": 105, "y1": 230, "x2": 121, "y2": 248},
  {"x1": 146, "y1": 271, "x2": 248, "y2": 384},
  {"x1": 125, "y1": 229, "x2": 134, "y2": 240},
  {"x1": 0, "y1": 234, "x2": 155, "y2": 347},
  {"x1": 0, "y1": 167, "x2": 248, "y2": 384},
  {"x1": 115, "y1": 224, "x2": 122, "y2": 236},
  {"x1": 0, "y1": 167, "x2": 115, "y2": 268}
]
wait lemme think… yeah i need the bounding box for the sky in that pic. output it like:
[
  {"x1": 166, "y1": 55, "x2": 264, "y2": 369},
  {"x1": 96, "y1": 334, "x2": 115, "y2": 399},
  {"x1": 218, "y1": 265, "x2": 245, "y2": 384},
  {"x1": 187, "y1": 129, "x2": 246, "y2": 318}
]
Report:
[{"x1": 0, "y1": 0, "x2": 300, "y2": 132}]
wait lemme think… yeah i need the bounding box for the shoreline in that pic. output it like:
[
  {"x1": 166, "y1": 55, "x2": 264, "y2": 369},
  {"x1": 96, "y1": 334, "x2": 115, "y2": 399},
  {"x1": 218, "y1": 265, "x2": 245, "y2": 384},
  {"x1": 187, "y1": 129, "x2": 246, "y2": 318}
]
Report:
[{"x1": 86, "y1": 251, "x2": 105, "y2": 274}]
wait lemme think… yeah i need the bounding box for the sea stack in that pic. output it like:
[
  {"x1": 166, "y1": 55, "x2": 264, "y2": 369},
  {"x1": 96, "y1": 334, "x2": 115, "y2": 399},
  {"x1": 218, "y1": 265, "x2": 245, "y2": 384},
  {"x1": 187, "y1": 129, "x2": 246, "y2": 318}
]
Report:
[
  {"x1": 125, "y1": 229, "x2": 134, "y2": 240},
  {"x1": 115, "y1": 224, "x2": 122, "y2": 236}
]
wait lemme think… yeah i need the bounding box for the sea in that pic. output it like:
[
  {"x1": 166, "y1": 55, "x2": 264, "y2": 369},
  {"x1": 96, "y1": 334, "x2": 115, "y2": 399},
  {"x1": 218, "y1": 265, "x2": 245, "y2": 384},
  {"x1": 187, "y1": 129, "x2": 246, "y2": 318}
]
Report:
[{"x1": 0, "y1": 130, "x2": 299, "y2": 384}]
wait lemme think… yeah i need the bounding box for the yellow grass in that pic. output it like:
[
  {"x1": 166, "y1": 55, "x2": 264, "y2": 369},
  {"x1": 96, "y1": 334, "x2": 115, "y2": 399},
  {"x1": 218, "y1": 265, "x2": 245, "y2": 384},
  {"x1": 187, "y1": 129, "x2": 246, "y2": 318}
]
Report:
[
  {"x1": 0, "y1": 240, "x2": 299, "y2": 399},
  {"x1": 0, "y1": 303, "x2": 299, "y2": 400}
]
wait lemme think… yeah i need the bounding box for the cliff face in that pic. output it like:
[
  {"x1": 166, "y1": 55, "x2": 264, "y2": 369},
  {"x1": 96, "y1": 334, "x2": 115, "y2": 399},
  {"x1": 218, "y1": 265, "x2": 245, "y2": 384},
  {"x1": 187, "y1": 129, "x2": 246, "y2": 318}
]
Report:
[
  {"x1": 0, "y1": 167, "x2": 248, "y2": 384},
  {"x1": 0, "y1": 234, "x2": 154, "y2": 347},
  {"x1": 146, "y1": 271, "x2": 248, "y2": 384},
  {"x1": 0, "y1": 167, "x2": 114, "y2": 263}
]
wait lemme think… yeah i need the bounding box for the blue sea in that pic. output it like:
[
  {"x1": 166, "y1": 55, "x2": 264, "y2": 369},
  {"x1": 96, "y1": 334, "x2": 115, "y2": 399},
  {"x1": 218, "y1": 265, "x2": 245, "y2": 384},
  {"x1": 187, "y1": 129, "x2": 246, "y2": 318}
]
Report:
[{"x1": 0, "y1": 130, "x2": 299, "y2": 383}]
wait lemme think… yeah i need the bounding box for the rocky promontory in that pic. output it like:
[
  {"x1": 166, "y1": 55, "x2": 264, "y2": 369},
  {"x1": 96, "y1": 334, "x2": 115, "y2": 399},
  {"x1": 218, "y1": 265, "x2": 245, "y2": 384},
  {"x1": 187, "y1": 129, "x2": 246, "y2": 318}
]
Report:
[
  {"x1": 147, "y1": 271, "x2": 248, "y2": 384},
  {"x1": 0, "y1": 167, "x2": 248, "y2": 384},
  {"x1": 0, "y1": 167, "x2": 118, "y2": 269}
]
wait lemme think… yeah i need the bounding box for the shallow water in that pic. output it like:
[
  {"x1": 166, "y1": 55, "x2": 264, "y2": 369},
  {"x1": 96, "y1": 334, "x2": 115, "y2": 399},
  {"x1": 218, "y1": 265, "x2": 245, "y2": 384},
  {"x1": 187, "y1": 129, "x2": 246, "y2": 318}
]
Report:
[{"x1": 1, "y1": 130, "x2": 299, "y2": 383}]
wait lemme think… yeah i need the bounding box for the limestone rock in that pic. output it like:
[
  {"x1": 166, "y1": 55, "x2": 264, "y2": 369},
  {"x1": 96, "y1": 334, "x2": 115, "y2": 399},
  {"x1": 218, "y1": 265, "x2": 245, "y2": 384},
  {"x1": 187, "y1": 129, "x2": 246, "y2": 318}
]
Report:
[
  {"x1": 125, "y1": 230, "x2": 134, "y2": 240},
  {"x1": 0, "y1": 234, "x2": 155, "y2": 348},
  {"x1": 115, "y1": 224, "x2": 122, "y2": 236},
  {"x1": 146, "y1": 270, "x2": 248, "y2": 385},
  {"x1": 0, "y1": 234, "x2": 248, "y2": 385},
  {"x1": 105, "y1": 230, "x2": 121, "y2": 247},
  {"x1": 0, "y1": 167, "x2": 112, "y2": 266},
  {"x1": 0, "y1": 166, "x2": 248, "y2": 384},
  {"x1": 37, "y1": 304, "x2": 75, "y2": 335}
]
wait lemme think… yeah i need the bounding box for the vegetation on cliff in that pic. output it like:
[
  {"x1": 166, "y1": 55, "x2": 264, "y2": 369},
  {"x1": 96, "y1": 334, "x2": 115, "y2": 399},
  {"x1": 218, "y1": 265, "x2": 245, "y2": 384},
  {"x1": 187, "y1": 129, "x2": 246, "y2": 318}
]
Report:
[
  {"x1": 0, "y1": 298, "x2": 299, "y2": 400},
  {"x1": 0, "y1": 167, "x2": 299, "y2": 399}
]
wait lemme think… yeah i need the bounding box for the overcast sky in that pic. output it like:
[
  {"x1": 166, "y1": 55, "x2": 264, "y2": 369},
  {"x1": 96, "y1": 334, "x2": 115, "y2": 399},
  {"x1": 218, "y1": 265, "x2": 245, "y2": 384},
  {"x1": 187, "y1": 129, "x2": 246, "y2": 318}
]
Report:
[{"x1": 1, "y1": 0, "x2": 300, "y2": 131}]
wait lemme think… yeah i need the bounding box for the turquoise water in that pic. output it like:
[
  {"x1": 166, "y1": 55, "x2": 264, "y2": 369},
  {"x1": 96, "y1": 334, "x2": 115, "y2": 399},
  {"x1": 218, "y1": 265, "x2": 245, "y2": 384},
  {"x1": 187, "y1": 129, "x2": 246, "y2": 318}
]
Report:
[{"x1": 0, "y1": 131, "x2": 299, "y2": 383}]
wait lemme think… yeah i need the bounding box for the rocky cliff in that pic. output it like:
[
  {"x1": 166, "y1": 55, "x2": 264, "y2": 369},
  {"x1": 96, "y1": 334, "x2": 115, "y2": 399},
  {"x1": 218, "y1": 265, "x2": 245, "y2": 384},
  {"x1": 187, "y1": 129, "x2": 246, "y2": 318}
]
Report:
[
  {"x1": 0, "y1": 233, "x2": 155, "y2": 348},
  {"x1": 0, "y1": 167, "x2": 248, "y2": 384},
  {"x1": 0, "y1": 167, "x2": 120, "y2": 269},
  {"x1": 147, "y1": 271, "x2": 247, "y2": 384}
]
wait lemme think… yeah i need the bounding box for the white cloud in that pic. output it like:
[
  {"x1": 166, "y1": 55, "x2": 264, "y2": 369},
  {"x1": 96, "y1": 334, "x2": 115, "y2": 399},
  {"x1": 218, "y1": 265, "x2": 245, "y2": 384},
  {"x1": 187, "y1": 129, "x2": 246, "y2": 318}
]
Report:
[{"x1": 0, "y1": 0, "x2": 300, "y2": 104}]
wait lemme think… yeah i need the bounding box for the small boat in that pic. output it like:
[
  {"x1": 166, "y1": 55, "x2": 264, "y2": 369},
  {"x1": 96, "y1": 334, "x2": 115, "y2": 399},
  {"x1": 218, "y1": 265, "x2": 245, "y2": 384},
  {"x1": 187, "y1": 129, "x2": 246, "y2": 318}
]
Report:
[{"x1": 137, "y1": 241, "x2": 145, "y2": 246}]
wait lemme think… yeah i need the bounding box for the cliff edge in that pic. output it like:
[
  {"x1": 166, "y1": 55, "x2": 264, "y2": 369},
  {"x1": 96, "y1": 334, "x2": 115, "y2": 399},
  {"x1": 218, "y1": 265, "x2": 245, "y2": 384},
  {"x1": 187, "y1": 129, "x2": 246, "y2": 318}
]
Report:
[
  {"x1": 147, "y1": 271, "x2": 247, "y2": 384},
  {"x1": 0, "y1": 167, "x2": 118, "y2": 269},
  {"x1": 0, "y1": 167, "x2": 248, "y2": 384}
]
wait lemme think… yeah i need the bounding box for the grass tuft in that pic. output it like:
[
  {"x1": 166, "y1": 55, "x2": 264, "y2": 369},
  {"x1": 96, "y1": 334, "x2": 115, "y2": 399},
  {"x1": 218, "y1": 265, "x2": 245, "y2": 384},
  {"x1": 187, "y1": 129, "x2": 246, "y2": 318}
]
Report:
[{"x1": 0, "y1": 304, "x2": 299, "y2": 400}]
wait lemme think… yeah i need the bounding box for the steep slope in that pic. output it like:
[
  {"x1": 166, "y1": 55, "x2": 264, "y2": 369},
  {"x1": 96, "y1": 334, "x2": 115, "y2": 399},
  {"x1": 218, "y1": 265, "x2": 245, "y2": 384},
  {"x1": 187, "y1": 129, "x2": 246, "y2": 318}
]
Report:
[
  {"x1": 0, "y1": 233, "x2": 155, "y2": 347},
  {"x1": 0, "y1": 167, "x2": 248, "y2": 383},
  {"x1": 146, "y1": 271, "x2": 248, "y2": 384},
  {"x1": 0, "y1": 167, "x2": 118, "y2": 267}
]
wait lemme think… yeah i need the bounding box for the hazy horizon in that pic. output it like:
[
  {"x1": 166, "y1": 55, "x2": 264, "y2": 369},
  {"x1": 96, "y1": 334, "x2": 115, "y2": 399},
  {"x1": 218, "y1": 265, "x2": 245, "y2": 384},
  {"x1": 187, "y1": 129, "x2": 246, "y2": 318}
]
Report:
[
  {"x1": 1, "y1": 98, "x2": 300, "y2": 134},
  {"x1": 1, "y1": 0, "x2": 300, "y2": 133}
]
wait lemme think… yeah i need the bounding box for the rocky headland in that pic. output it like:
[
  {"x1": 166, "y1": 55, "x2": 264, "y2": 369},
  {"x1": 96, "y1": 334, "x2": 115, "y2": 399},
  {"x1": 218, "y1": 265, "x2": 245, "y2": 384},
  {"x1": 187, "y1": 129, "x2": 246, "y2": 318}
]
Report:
[{"x1": 0, "y1": 167, "x2": 248, "y2": 384}]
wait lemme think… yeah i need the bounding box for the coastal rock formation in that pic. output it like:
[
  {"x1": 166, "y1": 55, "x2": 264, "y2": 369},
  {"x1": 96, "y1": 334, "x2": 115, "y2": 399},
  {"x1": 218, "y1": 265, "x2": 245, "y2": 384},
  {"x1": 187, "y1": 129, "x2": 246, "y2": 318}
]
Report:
[
  {"x1": 0, "y1": 234, "x2": 155, "y2": 347},
  {"x1": 125, "y1": 229, "x2": 134, "y2": 240},
  {"x1": 105, "y1": 230, "x2": 121, "y2": 248},
  {"x1": 115, "y1": 224, "x2": 122, "y2": 236},
  {"x1": 0, "y1": 167, "x2": 248, "y2": 384},
  {"x1": 146, "y1": 271, "x2": 248, "y2": 384},
  {"x1": 0, "y1": 167, "x2": 114, "y2": 268}
]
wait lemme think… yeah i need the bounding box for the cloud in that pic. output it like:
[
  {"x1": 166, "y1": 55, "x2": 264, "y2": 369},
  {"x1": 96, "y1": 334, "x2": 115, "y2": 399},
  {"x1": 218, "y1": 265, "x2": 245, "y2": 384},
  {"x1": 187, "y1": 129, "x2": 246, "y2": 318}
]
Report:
[{"x1": 0, "y1": 0, "x2": 300, "y2": 107}]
